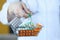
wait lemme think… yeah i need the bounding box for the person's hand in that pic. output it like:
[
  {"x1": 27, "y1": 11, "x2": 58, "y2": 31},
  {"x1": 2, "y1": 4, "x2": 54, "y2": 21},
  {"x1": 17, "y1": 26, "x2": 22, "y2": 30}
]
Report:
[
  {"x1": 7, "y1": 2, "x2": 32, "y2": 22},
  {"x1": 21, "y1": 2, "x2": 32, "y2": 18}
]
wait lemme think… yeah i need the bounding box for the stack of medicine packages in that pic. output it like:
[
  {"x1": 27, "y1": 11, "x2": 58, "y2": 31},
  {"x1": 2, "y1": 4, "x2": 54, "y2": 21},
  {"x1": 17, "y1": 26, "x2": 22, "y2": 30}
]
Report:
[{"x1": 16, "y1": 13, "x2": 36, "y2": 34}]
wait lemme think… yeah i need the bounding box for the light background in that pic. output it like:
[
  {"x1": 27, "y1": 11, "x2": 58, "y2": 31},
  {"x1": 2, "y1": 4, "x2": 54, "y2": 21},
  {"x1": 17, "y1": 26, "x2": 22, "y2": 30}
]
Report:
[{"x1": 0, "y1": 0, "x2": 60, "y2": 40}]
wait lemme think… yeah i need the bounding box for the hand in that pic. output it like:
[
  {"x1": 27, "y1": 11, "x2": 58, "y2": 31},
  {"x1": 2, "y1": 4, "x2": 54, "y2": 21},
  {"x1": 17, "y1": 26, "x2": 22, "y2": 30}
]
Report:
[
  {"x1": 7, "y1": 2, "x2": 32, "y2": 22},
  {"x1": 21, "y1": 2, "x2": 32, "y2": 18}
]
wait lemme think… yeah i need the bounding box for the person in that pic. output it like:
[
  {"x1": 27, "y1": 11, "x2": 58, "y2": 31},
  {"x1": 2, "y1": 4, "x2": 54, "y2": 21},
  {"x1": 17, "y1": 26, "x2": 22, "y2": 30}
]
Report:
[
  {"x1": 0, "y1": 0, "x2": 19, "y2": 24},
  {"x1": 0, "y1": 0, "x2": 31, "y2": 24},
  {"x1": 0, "y1": 0, "x2": 59, "y2": 40},
  {"x1": 7, "y1": 1, "x2": 31, "y2": 22},
  {"x1": 0, "y1": 0, "x2": 31, "y2": 33}
]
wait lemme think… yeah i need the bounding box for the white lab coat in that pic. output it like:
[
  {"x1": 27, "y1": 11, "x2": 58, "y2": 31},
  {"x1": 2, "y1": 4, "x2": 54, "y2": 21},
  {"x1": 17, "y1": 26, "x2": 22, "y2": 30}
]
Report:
[{"x1": 18, "y1": 0, "x2": 60, "y2": 40}]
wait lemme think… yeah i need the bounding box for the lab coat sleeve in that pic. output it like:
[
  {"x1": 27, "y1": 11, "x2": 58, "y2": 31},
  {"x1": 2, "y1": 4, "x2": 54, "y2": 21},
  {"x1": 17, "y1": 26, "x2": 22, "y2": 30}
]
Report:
[{"x1": 0, "y1": 3, "x2": 9, "y2": 24}]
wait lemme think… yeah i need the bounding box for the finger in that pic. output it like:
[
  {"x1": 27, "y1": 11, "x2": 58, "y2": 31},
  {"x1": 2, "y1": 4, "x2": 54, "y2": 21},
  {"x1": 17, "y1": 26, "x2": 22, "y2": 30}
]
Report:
[
  {"x1": 21, "y1": 2, "x2": 31, "y2": 14},
  {"x1": 23, "y1": 13, "x2": 28, "y2": 18}
]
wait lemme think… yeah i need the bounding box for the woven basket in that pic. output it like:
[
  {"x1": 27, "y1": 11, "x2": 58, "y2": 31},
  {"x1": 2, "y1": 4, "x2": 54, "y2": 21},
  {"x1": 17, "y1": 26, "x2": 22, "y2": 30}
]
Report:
[{"x1": 18, "y1": 25, "x2": 42, "y2": 36}]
